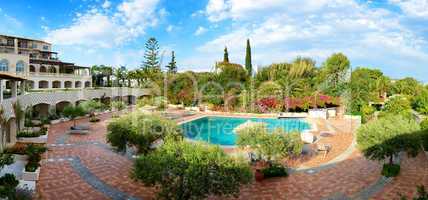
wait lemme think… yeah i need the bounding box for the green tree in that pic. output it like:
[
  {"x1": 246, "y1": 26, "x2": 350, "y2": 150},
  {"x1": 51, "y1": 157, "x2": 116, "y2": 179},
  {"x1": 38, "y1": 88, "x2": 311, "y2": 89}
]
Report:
[
  {"x1": 63, "y1": 105, "x2": 86, "y2": 127},
  {"x1": 320, "y1": 53, "x2": 350, "y2": 95},
  {"x1": 391, "y1": 77, "x2": 423, "y2": 96},
  {"x1": 133, "y1": 138, "x2": 252, "y2": 200},
  {"x1": 166, "y1": 51, "x2": 177, "y2": 74},
  {"x1": 223, "y1": 46, "x2": 229, "y2": 63},
  {"x1": 381, "y1": 95, "x2": 412, "y2": 117},
  {"x1": 12, "y1": 100, "x2": 24, "y2": 132},
  {"x1": 100, "y1": 65, "x2": 113, "y2": 87},
  {"x1": 357, "y1": 115, "x2": 420, "y2": 175},
  {"x1": 412, "y1": 89, "x2": 428, "y2": 114},
  {"x1": 245, "y1": 39, "x2": 252, "y2": 76},
  {"x1": 107, "y1": 112, "x2": 181, "y2": 154},
  {"x1": 114, "y1": 66, "x2": 127, "y2": 87},
  {"x1": 236, "y1": 123, "x2": 303, "y2": 162},
  {"x1": 143, "y1": 37, "x2": 160, "y2": 72}
]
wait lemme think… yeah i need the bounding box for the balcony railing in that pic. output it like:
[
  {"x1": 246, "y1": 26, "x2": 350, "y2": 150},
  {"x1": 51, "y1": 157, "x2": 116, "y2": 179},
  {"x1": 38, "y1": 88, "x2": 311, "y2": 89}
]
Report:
[{"x1": 28, "y1": 72, "x2": 91, "y2": 78}]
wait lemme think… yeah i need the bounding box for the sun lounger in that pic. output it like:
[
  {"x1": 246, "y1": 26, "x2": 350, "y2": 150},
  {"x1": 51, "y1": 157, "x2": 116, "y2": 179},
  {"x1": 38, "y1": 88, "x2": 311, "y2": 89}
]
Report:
[
  {"x1": 301, "y1": 131, "x2": 316, "y2": 144},
  {"x1": 68, "y1": 129, "x2": 89, "y2": 135},
  {"x1": 317, "y1": 143, "x2": 332, "y2": 159},
  {"x1": 70, "y1": 124, "x2": 90, "y2": 130}
]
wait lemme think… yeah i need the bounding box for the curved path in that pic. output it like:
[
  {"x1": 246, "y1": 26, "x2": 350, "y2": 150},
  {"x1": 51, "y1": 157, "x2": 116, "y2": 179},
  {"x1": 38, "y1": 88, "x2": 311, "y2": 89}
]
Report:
[{"x1": 37, "y1": 112, "x2": 428, "y2": 200}]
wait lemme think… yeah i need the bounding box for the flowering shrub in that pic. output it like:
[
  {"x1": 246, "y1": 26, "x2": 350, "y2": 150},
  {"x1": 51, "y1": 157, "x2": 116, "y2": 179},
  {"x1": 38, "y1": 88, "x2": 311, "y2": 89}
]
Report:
[
  {"x1": 284, "y1": 95, "x2": 339, "y2": 111},
  {"x1": 255, "y1": 97, "x2": 280, "y2": 112}
]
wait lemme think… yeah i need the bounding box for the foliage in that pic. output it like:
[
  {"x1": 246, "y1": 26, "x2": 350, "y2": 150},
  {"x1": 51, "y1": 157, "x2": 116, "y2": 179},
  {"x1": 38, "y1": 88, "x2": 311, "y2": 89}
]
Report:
[
  {"x1": 357, "y1": 115, "x2": 420, "y2": 165},
  {"x1": 0, "y1": 173, "x2": 19, "y2": 199},
  {"x1": 17, "y1": 130, "x2": 44, "y2": 138},
  {"x1": 236, "y1": 124, "x2": 303, "y2": 162},
  {"x1": 255, "y1": 97, "x2": 280, "y2": 112},
  {"x1": 261, "y1": 163, "x2": 288, "y2": 178},
  {"x1": 381, "y1": 95, "x2": 413, "y2": 119},
  {"x1": 420, "y1": 130, "x2": 428, "y2": 151},
  {"x1": 111, "y1": 100, "x2": 126, "y2": 111},
  {"x1": 107, "y1": 115, "x2": 133, "y2": 152},
  {"x1": 319, "y1": 53, "x2": 350, "y2": 96},
  {"x1": 166, "y1": 51, "x2": 177, "y2": 74},
  {"x1": 421, "y1": 119, "x2": 428, "y2": 130},
  {"x1": 12, "y1": 100, "x2": 24, "y2": 132},
  {"x1": 245, "y1": 39, "x2": 252, "y2": 76},
  {"x1": 348, "y1": 67, "x2": 389, "y2": 114},
  {"x1": 391, "y1": 77, "x2": 423, "y2": 96},
  {"x1": 257, "y1": 81, "x2": 282, "y2": 98},
  {"x1": 412, "y1": 90, "x2": 428, "y2": 114},
  {"x1": 154, "y1": 96, "x2": 168, "y2": 110},
  {"x1": 381, "y1": 163, "x2": 400, "y2": 177},
  {"x1": 133, "y1": 138, "x2": 252, "y2": 200},
  {"x1": 24, "y1": 144, "x2": 47, "y2": 172},
  {"x1": 223, "y1": 46, "x2": 229, "y2": 63},
  {"x1": 107, "y1": 112, "x2": 181, "y2": 154},
  {"x1": 80, "y1": 100, "x2": 104, "y2": 114},
  {"x1": 62, "y1": 105, "x2": 86, "y2": 127},
  {"x1": 361, "y1": 104, "x2": 376, "y2": 123},
  {"x1": 136, "y1": 97, "x2": 153, "y2": 108},
  {"x1": 143, "y1": 37, "x2": 160, "y2": 72}
]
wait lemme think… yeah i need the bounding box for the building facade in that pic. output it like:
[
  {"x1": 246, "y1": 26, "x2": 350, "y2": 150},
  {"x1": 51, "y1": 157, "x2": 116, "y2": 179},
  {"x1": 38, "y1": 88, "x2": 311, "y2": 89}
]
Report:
[{"x1": 0, "y1": 34, "x2": 91, "y2": 90}]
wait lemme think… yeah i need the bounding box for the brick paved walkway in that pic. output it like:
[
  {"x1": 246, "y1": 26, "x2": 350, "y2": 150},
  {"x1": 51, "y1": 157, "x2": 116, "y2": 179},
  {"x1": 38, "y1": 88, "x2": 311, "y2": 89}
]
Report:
[{"x1": 37, "y1": 112, "x2": 428, "y2": 200}]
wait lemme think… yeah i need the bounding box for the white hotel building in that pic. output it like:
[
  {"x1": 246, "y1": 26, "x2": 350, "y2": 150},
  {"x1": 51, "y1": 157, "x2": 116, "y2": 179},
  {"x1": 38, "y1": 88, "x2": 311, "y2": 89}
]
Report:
[{"x1": 0, "y1": 34, "x2": 91, "y2": 91}]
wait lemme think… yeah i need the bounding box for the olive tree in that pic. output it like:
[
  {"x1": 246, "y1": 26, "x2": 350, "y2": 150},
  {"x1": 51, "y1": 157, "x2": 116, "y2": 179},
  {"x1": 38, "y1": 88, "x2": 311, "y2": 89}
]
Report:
[
  {"x1": 357, "y1": 115, "x2": 420, "y2": 176},
  {"x1": 107, "y1": 112, "x2": 181, "y2": 154},
  {"x1": 133, "y1": 138, "x2": 252, "y2": 200},
  {"x1": 236, "y1": 123, "x2": 303, "y2": 162}
]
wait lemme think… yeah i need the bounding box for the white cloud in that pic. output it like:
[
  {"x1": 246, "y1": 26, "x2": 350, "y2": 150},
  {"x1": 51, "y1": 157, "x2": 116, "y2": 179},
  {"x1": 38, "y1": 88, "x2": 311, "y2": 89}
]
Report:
[
  {"x1": 166, "y1": 25, "x2": 174, "y2": 32},
  {"x1": 194, "y1": 26, "x2": 207, "y2": 36},
  {"x1": 190, "y1": 0, "x2": 428, "y2": 81},
  {"x1": 390, "y1": 0, "x2": 428, "y2": 18},
  {"x1": 45, "y1": 0, "x2": 163, "y2": 48},
  {"x1": 102, "y1": 0, "x2": 111, "y2": 9}
]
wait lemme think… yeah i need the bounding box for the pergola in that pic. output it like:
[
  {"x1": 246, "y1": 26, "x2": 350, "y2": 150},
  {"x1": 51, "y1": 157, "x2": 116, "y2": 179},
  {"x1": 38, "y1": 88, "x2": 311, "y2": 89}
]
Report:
[{"x1": 0, "y1": 72, "x2": 27, "y2": 102}]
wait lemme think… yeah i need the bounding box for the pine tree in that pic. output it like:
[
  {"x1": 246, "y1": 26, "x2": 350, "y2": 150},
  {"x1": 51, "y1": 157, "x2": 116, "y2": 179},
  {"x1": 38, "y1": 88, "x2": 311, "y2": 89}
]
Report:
[
  {"x1": 142, "y1": 37, "x2": 160, "y2": 72},
  {"x1": 245, "y1": 39, "x2": 252, "y2": 76},
  {"x1": 223, "y1": 46, "x2": 229, "y2": 63},
  {"x1": 166, "y1": 51, "x2": 177, "y2": 73}
]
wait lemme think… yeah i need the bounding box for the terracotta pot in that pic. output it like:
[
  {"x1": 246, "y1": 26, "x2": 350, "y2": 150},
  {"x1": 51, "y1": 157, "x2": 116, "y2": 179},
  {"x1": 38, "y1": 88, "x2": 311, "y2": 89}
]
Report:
[{"x1": 255, "y1": 169, "x2": 264, "y2": 182}]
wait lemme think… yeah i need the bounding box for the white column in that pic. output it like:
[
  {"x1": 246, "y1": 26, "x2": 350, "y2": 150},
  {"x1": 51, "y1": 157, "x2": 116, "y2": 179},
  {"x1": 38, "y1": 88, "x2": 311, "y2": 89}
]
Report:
[
  {"x1": 20, "y1": 80, "x2": 26, "y2": 95},
  {"x1": 48, "y1": 81, "x2": 52, "y2": 89},
  {"x1": 11, "y1": 80, "x2": 17, "y2": 98},
  {"x1": 60, "y1": 81, "x2": 64, "y2": 89},
  {"x1": 14, "y1": 38, "x2": 18, "y2": 54},
  {"x1": 34, "y1": 81, "x2": 39, "y2": 89}
]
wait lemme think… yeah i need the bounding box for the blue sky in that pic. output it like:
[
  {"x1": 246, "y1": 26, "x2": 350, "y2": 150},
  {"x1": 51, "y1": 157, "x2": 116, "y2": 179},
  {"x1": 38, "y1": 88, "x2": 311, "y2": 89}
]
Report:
[{"x1": 1, "y1": 0, "x2": 427, "y2": 82}]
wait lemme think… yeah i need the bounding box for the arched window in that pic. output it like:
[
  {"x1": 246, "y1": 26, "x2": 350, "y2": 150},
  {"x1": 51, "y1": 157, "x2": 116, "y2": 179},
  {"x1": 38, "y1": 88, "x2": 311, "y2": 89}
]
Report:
[
  {"x1": 0, "y1": 59, "x2": 9, "y2": 71},
  {"x1": 48, "y1": 66, "x2": 56, "y2": 73},
  {"x1": 39, "y1": 65, "x2": 47, "y2": 73},
  {"x1": 29, "y1": 65, "x2": 35, "y2": 72},
  {"x1": 16, "y1": 61, "x2": 25, "y2": 72}
]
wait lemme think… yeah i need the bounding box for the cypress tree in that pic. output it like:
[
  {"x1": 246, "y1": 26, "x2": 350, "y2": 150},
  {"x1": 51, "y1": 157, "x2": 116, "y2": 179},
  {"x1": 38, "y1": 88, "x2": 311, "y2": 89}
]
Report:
[
  {"x1": 245, "y1": 39, "x2": 252, "y2": 76},
  {"x1": 166, "y1": 51, "x2": 177, "y2": 73},
  {"x1": 142, "y1": 37, "x2": 160, "y2": 72},
  {"x1": 223, "y1": 47, "x2": 229, "y2": 63}
]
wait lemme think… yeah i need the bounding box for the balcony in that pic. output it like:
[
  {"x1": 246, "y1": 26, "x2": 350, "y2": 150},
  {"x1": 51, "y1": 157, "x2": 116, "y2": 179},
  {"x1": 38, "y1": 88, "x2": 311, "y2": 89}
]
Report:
[{"x1": 28, "y1": 72, "x2": 91, "y2": 78}]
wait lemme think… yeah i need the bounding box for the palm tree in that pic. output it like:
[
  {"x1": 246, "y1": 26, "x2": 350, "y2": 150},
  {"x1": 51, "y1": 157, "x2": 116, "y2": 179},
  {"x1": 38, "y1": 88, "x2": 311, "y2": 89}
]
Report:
[
  {"x1": 0, "y1": 106, "x2": 6, "y2": 151},
  {"x1": 100, "y1": 65, "x2": 113, "y2": 87},
  {"x1": 12, "y1": 100, "x2": 24, "y2": 132}
]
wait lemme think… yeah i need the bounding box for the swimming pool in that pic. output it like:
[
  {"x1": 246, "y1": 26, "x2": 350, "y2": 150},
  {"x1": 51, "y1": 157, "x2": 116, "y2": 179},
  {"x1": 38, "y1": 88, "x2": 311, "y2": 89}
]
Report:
[{"x1": 180, "y1": 116, "x2": 311, "y2": 146}]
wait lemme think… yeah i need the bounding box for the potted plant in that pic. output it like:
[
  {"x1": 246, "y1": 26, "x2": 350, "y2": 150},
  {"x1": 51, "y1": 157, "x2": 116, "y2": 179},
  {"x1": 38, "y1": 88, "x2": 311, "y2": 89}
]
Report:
[
  {"x1": 22, "y1": 145, "x2": 47, "y2": 181},
  {"x1": 17, "y1": 127, "x2": 48, "y2": 144},
  {"x1": 62, "y1": 105, "x2": 86, "y2": 129},
  {"x1": 4, "y1": 144, "x2": 29, "y2": 161}
]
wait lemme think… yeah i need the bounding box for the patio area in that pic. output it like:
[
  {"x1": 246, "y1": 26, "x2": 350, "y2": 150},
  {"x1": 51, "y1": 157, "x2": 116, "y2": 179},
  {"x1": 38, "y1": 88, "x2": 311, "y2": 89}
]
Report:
[{"x1": 36, "y1": 110, "x2": 428, "y2": 200}]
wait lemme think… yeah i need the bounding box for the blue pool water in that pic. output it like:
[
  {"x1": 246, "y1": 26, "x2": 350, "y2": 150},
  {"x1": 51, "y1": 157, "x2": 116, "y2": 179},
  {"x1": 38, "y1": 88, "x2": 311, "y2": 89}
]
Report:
[{"x1": 180, "y1": 116, "x2": 310, "y2": 146}]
